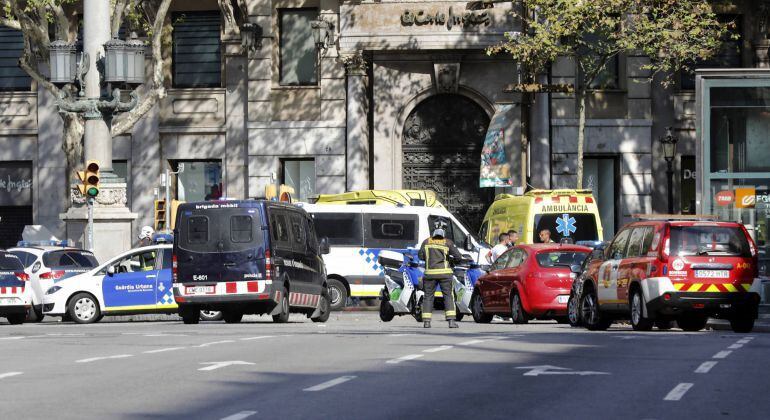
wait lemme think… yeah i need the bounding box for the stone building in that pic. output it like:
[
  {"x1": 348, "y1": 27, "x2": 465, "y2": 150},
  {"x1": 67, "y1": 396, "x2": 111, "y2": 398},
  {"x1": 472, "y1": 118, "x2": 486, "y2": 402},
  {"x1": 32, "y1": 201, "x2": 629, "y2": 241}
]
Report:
[{"x1": 0, "y1": 0, "x2": 767, "y2": 260}]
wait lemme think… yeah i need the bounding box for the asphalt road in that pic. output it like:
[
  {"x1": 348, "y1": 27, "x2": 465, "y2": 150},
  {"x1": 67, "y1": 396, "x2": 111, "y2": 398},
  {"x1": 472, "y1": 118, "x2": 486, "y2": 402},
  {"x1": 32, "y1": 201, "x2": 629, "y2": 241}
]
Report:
[{"x1": 0, "y1": 313, "x2": 767, "y2": 420}]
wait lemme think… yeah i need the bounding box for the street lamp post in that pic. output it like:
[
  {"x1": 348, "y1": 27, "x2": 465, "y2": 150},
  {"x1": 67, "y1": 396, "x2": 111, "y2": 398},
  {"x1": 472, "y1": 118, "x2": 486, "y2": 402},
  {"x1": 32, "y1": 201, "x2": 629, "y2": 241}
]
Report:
[{"x1": 660, "y1": 127, "x2": 678, "y2": 214}]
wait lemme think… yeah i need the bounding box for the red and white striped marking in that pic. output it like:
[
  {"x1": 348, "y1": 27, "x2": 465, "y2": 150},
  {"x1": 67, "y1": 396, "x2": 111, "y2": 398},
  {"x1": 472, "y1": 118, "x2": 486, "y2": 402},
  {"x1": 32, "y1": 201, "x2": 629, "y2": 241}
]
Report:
[
  {"x1": 0, "y1": 286, "x2": 24, "y2": 295},
  {"x1": 175, "y1": 280, "x2": 270, "y2": 297},
  {"x1": 289, "y1": 292, "x2": 319, "y2": 308}
]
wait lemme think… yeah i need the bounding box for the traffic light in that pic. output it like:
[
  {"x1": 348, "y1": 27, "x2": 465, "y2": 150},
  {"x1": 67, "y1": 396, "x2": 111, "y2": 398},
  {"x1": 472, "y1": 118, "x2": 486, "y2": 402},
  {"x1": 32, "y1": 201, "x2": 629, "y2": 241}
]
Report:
[{"x1": 77, "y1": 160, "x2": 100, "y2": 198}]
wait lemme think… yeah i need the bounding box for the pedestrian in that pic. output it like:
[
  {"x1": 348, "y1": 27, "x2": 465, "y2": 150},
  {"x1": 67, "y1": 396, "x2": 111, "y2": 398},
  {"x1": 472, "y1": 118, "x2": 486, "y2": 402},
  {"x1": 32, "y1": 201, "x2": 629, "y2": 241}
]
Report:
[
  {"x1": 418, "y1": 227, "x2": 464, "y2": 329},
  {"x1": 507, "y1": 230, "x2": 519, "y2": 247},
  {"x1": 538, "y1": 228, "x2": 554, "y2": 243},
  {"x1": 487, "y1": 233, "x2": 509, "y2": 264},
  {"x1": 138, "y1": 225, "x2": 155, "y2": 247}
]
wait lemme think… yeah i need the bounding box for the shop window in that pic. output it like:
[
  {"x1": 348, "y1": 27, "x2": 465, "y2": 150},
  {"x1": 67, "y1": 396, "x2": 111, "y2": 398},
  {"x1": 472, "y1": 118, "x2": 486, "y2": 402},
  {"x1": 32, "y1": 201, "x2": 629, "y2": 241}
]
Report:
[
  {"x1": 680, "y1": 15, "x2": 741, "y2": 90},
  {"x1": 0, "y1": 27, "x2": 31, "y2": 91},
  {"x1": 172, "y1": 160, "x2": 222, "y2": 202},
  {"x1": 282, "y1": 158, "x2": 315, "y2": 201},
  {"x1": 172, "y1": 11, "x2": 222, "y2": 88},
  {"x1": 710, "y1": 87, "x2": 770, "y2": 173},
  {"x1": 279, "y1": 9, "x2": 318, "y2": 86}
]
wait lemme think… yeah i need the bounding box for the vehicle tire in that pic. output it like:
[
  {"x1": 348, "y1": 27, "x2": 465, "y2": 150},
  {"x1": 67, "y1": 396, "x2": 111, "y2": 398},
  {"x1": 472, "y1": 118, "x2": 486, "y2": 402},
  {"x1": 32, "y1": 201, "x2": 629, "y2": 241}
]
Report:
[
  {"x1": 27, "y1": 305, "x2": 43, "y2": 323},
  {"x1": 199, "y1": 310, "x2": 223, "y2": 321},
  {"x1": 676, "y1": 314, "x2": 708, "y2": 332},
  {"x1": 510, "y1": 291, "x2": 528, "y2": 325},
  {"x1": 655, "y1": 320, "x2": 673, "y2": 330},
  {"x1": 327, "y1": 278, "x2": 347, "y2": 311},
  {"x1": 379, "y1": 289, "x2": 395, "y2": 322},
  {"x1": 630, "y1": 289, "x2": 653, "y2": 331},
  {"x1": 272, "y1": 286, "x2": 290, "y2": 323},
  {"x1": 179, "y1": 306, "x2": 200, "y2": 325},
  {"x1": 412, "y1": 296, "x2": 423, "y2": 323},
  {"x1": 471, "y1": 292, "x2": 493, "y2": 324},
  {"x1": 311, "y1": 291, "x2": 331, "y2": 323},
  {"x1": 222, "y1": 311, "x2": 243, "y2": 324},
  {"x1": 580, "y1": 289, "x2": 611, "y2": 331},
  {"x1": 455, "y1": 312, "x2": 464, "y2": 322},
  {"x1": 729, "y1": 308, "x2": 755, "y2": 333},
  {"x1": 567, "y1": 295, "x2": 582, "y2": 327},
  {"x1": 555, "y1": 316, "x2": 569, "y2": 324},
  {"x1": 6, "y1": 314, "x2": 25, "y2": 325},
  {"x1": 67, "y1": 293, "x2": 101, "y2": 324}
]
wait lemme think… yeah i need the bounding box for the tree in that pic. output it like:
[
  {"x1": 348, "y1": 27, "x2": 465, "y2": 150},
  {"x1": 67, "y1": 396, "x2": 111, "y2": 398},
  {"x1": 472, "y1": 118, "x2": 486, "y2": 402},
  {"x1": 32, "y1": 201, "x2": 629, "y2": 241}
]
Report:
[{"x1": 489, "y1": 0, "x2": 728, "y2": 188}]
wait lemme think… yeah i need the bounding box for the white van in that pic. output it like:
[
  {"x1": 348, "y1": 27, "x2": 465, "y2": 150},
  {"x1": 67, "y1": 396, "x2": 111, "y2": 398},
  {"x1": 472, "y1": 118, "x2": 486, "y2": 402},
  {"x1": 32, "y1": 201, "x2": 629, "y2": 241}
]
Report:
[{"x1": 298, "y1": 203, "x2": 490, "y2": 310}]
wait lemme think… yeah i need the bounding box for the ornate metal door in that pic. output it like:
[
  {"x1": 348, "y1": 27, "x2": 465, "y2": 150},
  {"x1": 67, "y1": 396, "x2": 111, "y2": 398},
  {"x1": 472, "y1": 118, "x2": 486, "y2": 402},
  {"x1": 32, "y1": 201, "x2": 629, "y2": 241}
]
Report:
[{"x1": 402, "y1": 94, "x2": 493, "y2": 233}]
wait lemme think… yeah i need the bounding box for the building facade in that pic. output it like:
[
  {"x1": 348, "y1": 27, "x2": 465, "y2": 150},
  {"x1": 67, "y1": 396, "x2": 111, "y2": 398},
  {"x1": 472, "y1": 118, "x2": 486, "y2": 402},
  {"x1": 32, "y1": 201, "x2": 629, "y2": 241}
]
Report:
[{"x1": 0, "y1": 0, "x2": 766, "y2": 257}]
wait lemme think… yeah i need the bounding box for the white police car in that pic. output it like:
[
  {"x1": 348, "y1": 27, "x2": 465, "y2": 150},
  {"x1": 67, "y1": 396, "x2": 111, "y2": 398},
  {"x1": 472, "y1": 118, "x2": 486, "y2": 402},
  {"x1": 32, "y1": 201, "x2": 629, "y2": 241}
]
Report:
[
  {"x1": 42, "y1": 242, "x2": 175, "y2": 323},
  {"x1": 0, "y1": 251, "x2": 31, "y2": 325}
]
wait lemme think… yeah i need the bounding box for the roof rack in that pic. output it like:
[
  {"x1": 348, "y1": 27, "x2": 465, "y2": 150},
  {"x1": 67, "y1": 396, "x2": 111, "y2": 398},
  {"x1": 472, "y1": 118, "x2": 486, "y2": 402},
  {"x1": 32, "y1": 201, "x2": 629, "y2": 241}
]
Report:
[{"x1": 630, "y1": 214, "x2": 720, "y2": 221}]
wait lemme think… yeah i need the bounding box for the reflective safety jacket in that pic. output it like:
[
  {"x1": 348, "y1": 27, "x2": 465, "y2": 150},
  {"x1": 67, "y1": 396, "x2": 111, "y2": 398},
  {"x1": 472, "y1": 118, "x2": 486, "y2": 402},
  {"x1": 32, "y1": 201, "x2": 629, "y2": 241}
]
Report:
[{"x1": 418, "y1": 237, "x2": 463, "y2": 278}]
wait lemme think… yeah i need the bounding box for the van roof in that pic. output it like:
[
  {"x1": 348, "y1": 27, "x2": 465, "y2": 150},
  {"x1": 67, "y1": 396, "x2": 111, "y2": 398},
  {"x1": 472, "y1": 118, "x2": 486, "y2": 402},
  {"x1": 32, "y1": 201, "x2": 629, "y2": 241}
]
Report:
[
  {"x1": 494, "y1": 189, "x2": 594, "y2": 202},
  {"x1": 178, "y1": 199, "x2": 298, "y2": 211},
  {"x1": 299, "y1": 202, "x2": 454, "y2": 216}
]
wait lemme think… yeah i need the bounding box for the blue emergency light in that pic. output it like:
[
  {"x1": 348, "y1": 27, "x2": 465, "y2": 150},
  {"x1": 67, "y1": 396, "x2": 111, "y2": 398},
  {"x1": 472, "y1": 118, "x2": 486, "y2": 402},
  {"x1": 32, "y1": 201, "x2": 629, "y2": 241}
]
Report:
[{"x1": 16, "y1": 240, "x2": 71, "y2": 247}]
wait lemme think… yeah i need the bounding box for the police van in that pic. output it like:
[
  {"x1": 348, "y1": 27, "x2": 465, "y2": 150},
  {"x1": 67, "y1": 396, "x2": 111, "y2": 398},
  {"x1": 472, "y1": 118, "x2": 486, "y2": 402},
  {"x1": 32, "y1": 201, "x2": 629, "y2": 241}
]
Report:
[
  {"x1": 173, "y1": 200, "x2": 331, "y2": 324},
  {"x1": 298, "y1": 203, "x2": 490, "y2": 310},
  {"x1": 480, "y1": 189, "x2": 604, "y2": 245}
]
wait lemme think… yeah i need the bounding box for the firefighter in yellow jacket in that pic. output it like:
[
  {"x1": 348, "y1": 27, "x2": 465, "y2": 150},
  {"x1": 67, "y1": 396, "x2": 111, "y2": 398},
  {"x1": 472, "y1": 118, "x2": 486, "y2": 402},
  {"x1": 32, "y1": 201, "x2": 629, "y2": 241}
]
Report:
[{"x1": 418, "y1": 228, "x2": 464, "y2": 329}]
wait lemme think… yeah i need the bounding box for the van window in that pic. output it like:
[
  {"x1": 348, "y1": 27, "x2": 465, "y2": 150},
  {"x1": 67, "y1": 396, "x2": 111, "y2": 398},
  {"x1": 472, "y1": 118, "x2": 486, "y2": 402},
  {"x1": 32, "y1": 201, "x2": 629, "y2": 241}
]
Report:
[
  {"x1": 231, "y1": 215, "x2": 253, "y2": 243},
  {"x1": 364, "y1": 214, "x2": 417, "y2": 249},
  {"x1": 429, "y1": 215, "x2": 468, "y2": 248},
  {"x1": 312, "y1": 213, "x2": 363, "y2": 246},
  {"x1": 188, "y1": 216, "x2": 209, "y2": 244},
  {"x1": 608, "y1": 229, "x2": 631, "y2": 260},
  {"x1": 289, "y1": 213, "x2": 307, "y2": 250},
  {"x1": 533, "y1": 213, "x2": 598, "y2": 243},
  {"x1": 669, "y1": 225, "x2": 751, "y2": 257},
  {"x1": 306, "y1": 216, "x2": 320, "y2": 253},
  {"x1": 178, "y1": 207, "x2": 265, "y2": 253}
]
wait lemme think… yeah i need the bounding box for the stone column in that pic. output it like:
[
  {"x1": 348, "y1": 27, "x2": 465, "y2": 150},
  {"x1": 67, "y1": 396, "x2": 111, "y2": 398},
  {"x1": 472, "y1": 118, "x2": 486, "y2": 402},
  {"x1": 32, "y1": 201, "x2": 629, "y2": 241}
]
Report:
[
  {"x1": 82, "y1": 0, "x2": 113, "y2": 172},
  {"x1": 343, "y1": 52, "x2": 370, "y2": 191}
]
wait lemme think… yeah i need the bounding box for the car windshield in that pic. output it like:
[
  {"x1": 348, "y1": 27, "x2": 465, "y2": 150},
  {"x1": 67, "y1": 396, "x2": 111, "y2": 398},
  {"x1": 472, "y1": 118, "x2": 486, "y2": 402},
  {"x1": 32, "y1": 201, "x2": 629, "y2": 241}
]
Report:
[
  {"x1": 669, "y1": 226, "x2": 751, "y2": 257},
  {"x1": 43, "y1": 250, "x2": 99, "y2": 268},
  {"x1": 0, "y1": 254, "x2": 23, "y2": 271},
  {"x1": 536, "y1": 251, "x2": 588, "y2": 268}
]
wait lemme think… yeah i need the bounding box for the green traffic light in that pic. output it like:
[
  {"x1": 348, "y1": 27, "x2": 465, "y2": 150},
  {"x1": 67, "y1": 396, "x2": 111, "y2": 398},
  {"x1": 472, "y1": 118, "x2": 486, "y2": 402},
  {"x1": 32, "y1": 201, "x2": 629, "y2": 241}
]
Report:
[{"x1": 86, "y1": 187, "x2": 99, "y2": 198}]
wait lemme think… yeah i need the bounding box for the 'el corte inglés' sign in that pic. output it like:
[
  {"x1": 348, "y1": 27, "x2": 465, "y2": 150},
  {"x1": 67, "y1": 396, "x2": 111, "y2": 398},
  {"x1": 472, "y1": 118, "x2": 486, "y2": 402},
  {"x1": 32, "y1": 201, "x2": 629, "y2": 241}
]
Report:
[{"x1": 401, "y1": 7, "x2": 490, "y2": 29}]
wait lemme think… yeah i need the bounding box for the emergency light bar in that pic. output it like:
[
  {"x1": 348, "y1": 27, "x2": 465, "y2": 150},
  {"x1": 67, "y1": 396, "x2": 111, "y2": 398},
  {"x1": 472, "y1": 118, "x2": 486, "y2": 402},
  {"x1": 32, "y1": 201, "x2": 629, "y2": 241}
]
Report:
[{"x1": 16, "y1": 240, "x2": 71, "y2": 247}]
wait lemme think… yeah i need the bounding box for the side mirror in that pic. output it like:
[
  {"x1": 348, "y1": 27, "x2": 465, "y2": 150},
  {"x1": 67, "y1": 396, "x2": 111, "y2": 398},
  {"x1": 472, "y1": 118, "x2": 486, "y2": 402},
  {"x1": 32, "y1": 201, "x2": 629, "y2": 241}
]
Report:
[
  {"x1": 570, "y1": 264, "x2": 582, "y2": 274},
  {"x1": 464, "y1": 236, "x2": 474, "y2": 252},
  {"x1": 107, "y1": 265, "x2": 115, "y2": 276},
  {"x1": 320, "y1": 237, "x2": 330, "y2": 255}
]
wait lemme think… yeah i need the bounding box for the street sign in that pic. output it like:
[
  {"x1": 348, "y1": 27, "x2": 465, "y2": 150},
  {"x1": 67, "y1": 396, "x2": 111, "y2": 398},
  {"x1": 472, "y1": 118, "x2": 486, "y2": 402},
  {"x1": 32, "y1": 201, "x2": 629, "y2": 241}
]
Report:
[
  {"x1": 516, "y1": 365, "x2": 610, "y2": 376},
  {"x1": 198, "y1": 361, "x2": 256, "y2": 371}
]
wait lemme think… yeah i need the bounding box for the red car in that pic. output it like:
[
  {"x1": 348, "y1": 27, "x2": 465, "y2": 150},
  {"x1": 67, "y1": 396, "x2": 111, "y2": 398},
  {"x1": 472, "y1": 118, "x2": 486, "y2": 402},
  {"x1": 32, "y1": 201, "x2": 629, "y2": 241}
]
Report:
[{"x1": 471, "y1": 244, "x2": 591, "y2": 324}]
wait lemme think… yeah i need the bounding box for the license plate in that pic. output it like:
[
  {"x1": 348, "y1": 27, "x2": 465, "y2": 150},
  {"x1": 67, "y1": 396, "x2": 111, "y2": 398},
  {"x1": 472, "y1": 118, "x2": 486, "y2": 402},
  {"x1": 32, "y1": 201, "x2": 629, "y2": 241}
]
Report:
[
  {"x1": 694, "y1": 270, "x2": 730, "y2": 279},
  {"x1": 557, "y1": 295, "x2": 569, "y2": 304},
  {"x1": 186, "y1": 286, "x2": 214, "y2": 295},
  {"x1": 0, "y1": 297, "x2": 19, "y2": 304}
]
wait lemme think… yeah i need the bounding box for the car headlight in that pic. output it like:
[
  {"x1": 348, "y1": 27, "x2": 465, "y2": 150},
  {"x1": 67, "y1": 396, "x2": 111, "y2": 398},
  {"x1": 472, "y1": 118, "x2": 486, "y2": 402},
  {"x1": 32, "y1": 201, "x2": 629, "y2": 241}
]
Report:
[{"x1": 46, "y1": 285, "x2": 62, "y2": 295}]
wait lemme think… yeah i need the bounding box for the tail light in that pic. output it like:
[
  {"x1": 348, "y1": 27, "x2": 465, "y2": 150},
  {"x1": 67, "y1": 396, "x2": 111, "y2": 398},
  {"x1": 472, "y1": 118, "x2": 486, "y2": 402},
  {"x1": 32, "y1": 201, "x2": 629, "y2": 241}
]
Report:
[
  {"x1": 552, "y1": 196, "x2": 561, "y2": 203},
  {"x1": 172, "y1": 254, "x2": 178, "y2": 282},
  {"x1": 40, "y1": 270, "x2": 65, "y2": 280},
  {"x1": 265, "y1": 249, "x2": 273, "y2": 280},
  {"x1": 534, "y1": 197, "x2": 543, "y2": 204},
  {"x1": 662, "y1": 238, "x2": 670, "y2": 259},
  {"x1": 15, "y1": 272, "x2": 29, "y2": 281},
  {"x1": 585, "y1": 197, "x2": 594, "y2": 203},
  {"x1": 569, "y1": 196, "x2": 578, "y2": 203}
]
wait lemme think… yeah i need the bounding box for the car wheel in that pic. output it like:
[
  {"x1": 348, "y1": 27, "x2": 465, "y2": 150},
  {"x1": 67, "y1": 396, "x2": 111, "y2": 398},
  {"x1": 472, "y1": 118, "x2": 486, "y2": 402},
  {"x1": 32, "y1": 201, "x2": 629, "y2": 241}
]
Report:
[
  {"x1": 27, "y1": 305, "x2": 43, "y2": 323},
  {"x1": 179, "y1": 306, "x2": 200, "y2": 325},
  {"x1": 580, "y1": 289, "x2": 611, "y2": 331},
  {"x1": 379, "y1": 290, "x2": 395, "y2": 322},
  {"x1": 6, "y1": 314, "x2": 25, "y2": 325},
  {"x1": 327, "y1": 279, "x2": 347, "y2": 311},
  {"x1": 676, "y1": 314, "x2": 708, "y2": 332},
  {"x1": 567, "y1": 295, "x2": 582, "y2": 327},
  {"x1": 199, "y1": 310, "x2": 223, "y2": 321},
  {"x1": 272, "y1": 286, "x2": 290, "y2": 323},
  {"x1": 729, "y1": 308, "x2": 755, "y2": 333},
  {"x1": 67, "y1": 293, "x2": 101, "y2": 324},
  {"x1": 510, "y1": 291, "x2": 528, "y2": 324},
  {"x1": 655, "y1": 320, "x2": 673, "y2": 330},
  {"x1": 312, "y1": 291, "x2": 331, "y2": 323},
  {"x1": 222, "y1": 311, "x2": 243, "y2": 324},
  {"x1": 471, "y1": 292, "x2": 493, "y2": 324},
  {"x1": 630, "y1": 289, "x2": 653, "y2": 331}
]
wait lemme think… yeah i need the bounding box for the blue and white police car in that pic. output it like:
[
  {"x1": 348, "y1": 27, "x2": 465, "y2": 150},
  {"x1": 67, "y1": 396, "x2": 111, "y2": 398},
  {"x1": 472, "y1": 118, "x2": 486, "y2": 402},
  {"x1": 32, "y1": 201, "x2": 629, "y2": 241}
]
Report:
[{"x1": 42, "y1": 238, "x2": 176, "y2": 324}]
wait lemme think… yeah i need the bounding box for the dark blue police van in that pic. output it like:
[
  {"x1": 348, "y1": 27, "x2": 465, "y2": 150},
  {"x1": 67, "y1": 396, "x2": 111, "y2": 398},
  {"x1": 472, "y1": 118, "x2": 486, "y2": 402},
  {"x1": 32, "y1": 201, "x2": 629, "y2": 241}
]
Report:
[{"x1": 172, "y1": 200, "x2": 330, "y2": 324}]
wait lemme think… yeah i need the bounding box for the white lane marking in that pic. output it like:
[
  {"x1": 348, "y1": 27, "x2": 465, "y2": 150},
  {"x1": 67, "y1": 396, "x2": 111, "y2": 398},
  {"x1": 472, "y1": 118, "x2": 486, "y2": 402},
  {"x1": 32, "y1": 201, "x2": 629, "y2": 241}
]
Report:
[
  {"x1": 220, "y1": 411, "x2": 258, "y2": 420},
  {"x1": 47, "y1": 333, "x2": 85, "y2": 336},
  {"x1": 240, "y1": 335, "x2": 275, "y2": 341},
  {"x1": 737, "y1": 339, "x2": 751, "y2": 344},
  {"x1": 76, "y1": 354, "x2": 133, "y2": 363},
  {"x1": 423, "y1": 345, "x2": 453, "y2": 353},
  {"x1": 197, "y1": 340, "x2": 235, "y2": 348},
  {"x1": 664, "y1": 383, "x2": 693, "y2": 401},
  {"x1": 143, "y1": 347, "x2": 185, "y2": 354},
  {"x1": 458, "y1": 339, "x2": 485, "y2": 346},
  {"x1": 303, "y1": 375, "x2": 357, "y2": 392},
  {"x1": 516, "y1": 365, "x2": 610, "y2": 376},
  {"x1": 713, "y1": 350, "x2": 732, "y2": 359},
  {"x1": 386, "y1": 354, "x2": 424, "y2": 364},
  {"x1": 198, "y1": 361, "x2": 255, "y2": 371},
  {"x1": 389, "y1": 333, "x2": 414, "y2": 337},
  {"x1": 0, "y1": 372, "x2": 23, "y2": 379},
  {"x1": 695, "y1": 361, "x2": 717, "y2": 374},
  {"x1": 728, "y1": 343, "x2": 743, "y2": 350},
  {"x1": 143, "y1": 334, "x2": 188, "y2": 337},
  {"x1": 0, "y1": 336, "x2": 25, "y2": 340}
]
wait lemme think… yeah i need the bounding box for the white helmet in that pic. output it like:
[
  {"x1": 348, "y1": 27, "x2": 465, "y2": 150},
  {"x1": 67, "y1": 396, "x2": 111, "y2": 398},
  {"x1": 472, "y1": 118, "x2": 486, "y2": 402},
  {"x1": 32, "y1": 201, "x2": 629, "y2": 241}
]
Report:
[{"x1": 138, "y1": 226, "x2": 154, "y2": 241}]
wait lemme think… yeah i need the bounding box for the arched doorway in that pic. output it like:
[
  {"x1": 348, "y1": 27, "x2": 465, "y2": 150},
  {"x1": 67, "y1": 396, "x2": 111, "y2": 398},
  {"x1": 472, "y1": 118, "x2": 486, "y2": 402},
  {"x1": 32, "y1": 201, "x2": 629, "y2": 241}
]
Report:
[{"x1": 402, "y1": 93, "x2": 493, "y2": 233}]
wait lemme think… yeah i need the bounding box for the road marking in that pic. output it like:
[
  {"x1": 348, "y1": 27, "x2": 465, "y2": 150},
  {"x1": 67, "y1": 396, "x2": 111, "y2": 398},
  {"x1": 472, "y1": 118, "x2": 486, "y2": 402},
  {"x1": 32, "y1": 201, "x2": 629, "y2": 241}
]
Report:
[
  {"x1": 143, "y1": 334, "x2": 188, "y2": 337},
  {"x1": 737, "y1": 339, "x2": 751, "y2": 344},
  {"x1": 728, "y1": 343, "x2": 743, "y2": 350},
  {"x1": 46, "y1": 333, "x2": 85, "y2": 336},
  {"x1": 76, "y1": 354, "x2": 133, "y2": 363},
  {"x1": 143, "y1": 347, "x2": 185, "y2": 354},
  {"x1": 389, "y1": 333, "x2": 414, "y2": 337},
  {"x1": 220, "y1": 411, "x2": 257, "y2": 420},
  {"x1": 303, "y1": 375, "x2": 357, "y2": 392},
  {"x1": 458, "y1": 339, "x2": 485, "y2": 346},
  {"x1": 695, "y1": 361, "x2": 717, "y2": 374},
  {"x1": 516, "y1": 365, "x2": 610, "y2": 376},
  {"x1": 713, "y1": 350, "x2": 732, "y2": 359},
  {"x1": 198, "y1": 340, "x2": 235, "y2": 348},
  {"x1": 0, "y1": 336, "x2": 25, "y2": 340},
  {"x1": 664, "y1": 383, "x2": 693, "y2": 401},
  {"x1": 0, "y1": 372, "x2": 22, "y2": 379},
  {"x1": 240, "y1": 335, "x2": 275, "y2": 341},
  {"x1": 386, "y1": 354, "x2": 424, "y2": 364},
  {"x1": 423, "y1": 345, "x2": 453, "y2": 353},
  {"x1": 199, "y1": 361, "x2": 256, "y2": 371}
]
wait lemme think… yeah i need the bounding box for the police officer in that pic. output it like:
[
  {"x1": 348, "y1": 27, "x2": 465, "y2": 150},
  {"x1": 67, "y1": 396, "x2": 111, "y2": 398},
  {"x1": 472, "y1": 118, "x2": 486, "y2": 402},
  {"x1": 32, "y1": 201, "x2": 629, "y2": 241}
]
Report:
[{"x1": 418, "y1": 227, "x2": 464, "y2": 329}]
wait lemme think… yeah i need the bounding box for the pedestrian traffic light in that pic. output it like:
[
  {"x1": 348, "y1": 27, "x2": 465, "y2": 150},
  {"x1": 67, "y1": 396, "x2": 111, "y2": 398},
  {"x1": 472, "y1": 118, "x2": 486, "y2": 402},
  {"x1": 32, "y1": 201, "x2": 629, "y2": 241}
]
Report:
[{"x1": 76, "y1": 160, "x2": 100, "y2": 198}]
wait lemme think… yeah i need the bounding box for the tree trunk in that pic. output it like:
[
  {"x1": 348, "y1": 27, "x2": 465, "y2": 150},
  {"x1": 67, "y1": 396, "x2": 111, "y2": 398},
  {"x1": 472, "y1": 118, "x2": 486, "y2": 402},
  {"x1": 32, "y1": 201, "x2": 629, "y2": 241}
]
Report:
[
  {"x1": 576, "y1": 90, "x2": 586, "y2": 189},
  {"x1": 61, "y1": 113, "x2": 85, "y2": 181}
]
